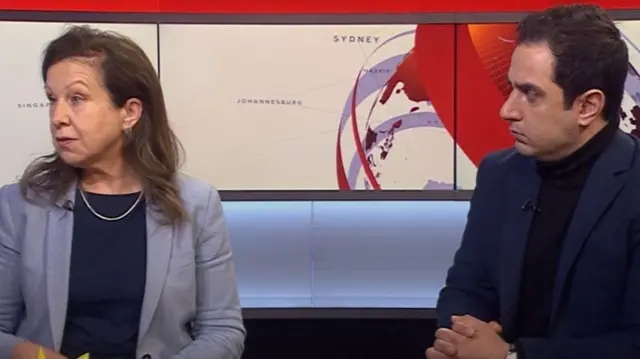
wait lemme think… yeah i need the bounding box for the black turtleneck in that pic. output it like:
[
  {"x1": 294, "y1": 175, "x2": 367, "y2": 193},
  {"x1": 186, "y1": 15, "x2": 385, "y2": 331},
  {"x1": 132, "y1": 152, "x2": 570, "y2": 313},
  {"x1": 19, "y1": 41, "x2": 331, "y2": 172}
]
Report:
[{"x1": 516, "y1": 121, "x2": 618, "y2": 339}]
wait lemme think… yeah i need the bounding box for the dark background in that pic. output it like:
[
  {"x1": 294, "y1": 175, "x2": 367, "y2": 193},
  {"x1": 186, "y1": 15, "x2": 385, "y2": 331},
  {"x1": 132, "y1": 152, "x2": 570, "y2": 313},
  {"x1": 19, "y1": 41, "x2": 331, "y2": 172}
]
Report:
[{"x1": 242, "y1": 318, "x2": 437, "y2": 359}]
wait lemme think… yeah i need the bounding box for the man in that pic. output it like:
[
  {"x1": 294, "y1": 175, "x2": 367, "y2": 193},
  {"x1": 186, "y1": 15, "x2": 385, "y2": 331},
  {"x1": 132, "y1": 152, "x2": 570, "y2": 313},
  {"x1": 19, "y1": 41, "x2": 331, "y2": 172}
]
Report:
[{"x1": 426, "y1": 4, "x2": 640, "y2": 359}]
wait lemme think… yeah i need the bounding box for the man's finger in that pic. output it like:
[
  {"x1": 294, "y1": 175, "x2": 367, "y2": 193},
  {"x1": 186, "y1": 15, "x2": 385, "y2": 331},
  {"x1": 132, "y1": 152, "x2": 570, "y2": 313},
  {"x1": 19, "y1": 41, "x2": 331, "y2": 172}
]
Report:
[
  {"x1": 452, "y1": 320, "x2": 476, "y2": 337},
  {"x1": 425, "y1": 347, "x2": 449, "y2": 359},
  {"x1": 433, "y1": 338, "x2": 457, "y2": 357},
  {"x1": 435, "y1": 328, "x2": 463, "y2": 344},
  {"x1": 452, "y1": 314, "x2": 484, "y2": 327},
  {"x1": 489, "y1": 321, "x2": 503, "y2": 333}
]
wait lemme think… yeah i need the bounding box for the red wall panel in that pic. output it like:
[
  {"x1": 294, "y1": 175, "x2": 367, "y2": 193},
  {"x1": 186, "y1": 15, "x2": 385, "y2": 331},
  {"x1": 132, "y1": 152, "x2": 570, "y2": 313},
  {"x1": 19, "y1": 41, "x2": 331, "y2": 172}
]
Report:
[
  {"x1": 2, "y1": 0, "x2": 639, "y2": 13},
  {"x1": 0, "y1": 0, "x2": 158, "y2": 12},
  {"x1": 454, "y1": 24, "x2": 516, "y2": 167}
]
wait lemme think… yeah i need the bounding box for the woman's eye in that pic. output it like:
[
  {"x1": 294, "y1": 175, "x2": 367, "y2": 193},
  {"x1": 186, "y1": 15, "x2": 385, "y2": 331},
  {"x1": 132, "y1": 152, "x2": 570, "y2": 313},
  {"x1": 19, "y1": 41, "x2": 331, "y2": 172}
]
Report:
[{"x1": 70, "y1": 95, "x2": 84, "y2": 104}]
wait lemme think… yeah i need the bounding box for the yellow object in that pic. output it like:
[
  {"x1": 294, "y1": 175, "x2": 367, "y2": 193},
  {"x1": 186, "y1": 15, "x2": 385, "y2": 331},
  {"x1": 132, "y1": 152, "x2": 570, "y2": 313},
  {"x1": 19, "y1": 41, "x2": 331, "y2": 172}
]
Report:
[{"x1": 36, "y1": 347, "x2": 89, "y2": 359}]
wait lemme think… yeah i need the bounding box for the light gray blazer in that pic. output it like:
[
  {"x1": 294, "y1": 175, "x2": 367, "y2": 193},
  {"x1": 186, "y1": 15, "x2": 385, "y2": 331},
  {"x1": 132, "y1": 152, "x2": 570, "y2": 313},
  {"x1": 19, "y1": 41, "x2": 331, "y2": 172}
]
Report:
[{"x1": 0, "y1": 174, "x2": 245, "y2": 359}]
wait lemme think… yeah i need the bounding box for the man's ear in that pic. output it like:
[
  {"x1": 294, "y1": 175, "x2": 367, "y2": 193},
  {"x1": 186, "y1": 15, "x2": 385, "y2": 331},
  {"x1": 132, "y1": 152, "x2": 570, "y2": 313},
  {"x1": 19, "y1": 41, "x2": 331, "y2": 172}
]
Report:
[{"x1": 575, "y1": 89, "x2": 605, "y2": 126}]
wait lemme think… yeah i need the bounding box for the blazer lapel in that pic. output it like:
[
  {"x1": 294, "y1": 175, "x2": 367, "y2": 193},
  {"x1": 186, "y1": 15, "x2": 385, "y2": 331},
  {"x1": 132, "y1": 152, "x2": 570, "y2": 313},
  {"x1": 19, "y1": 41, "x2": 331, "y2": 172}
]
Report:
[
  {"x1": 46, "y1": 183, "x2": 77, "y2": 350},
  {"x1": 138, "y1": 211, "x2": 173, "y2": 340},
  {"x1": 550, "y1": 132, "x2": 634, "y2": 323},
  {"x1": 499, "y1": 157, "x2": 540, "y2": 338}
]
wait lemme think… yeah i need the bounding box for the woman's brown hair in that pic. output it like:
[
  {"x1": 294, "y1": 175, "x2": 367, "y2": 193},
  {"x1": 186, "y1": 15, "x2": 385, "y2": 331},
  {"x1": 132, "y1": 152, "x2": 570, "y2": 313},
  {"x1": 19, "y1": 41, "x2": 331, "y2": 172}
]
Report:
[{"x1": 20, "y1": 25, "x2": 187, "y2": 225}]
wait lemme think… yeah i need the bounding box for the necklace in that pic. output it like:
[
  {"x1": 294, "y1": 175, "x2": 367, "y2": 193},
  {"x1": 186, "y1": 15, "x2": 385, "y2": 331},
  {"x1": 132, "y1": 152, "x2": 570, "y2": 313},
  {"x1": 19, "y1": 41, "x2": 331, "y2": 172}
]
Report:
[{"x1": 79, "y1": 189, "x2": 144, "y2": 221}]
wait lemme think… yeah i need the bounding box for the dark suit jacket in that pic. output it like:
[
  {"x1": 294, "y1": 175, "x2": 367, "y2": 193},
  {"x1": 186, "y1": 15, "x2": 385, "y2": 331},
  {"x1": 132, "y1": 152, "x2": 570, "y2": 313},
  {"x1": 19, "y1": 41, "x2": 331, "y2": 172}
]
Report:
[{"x1": 437, "y1": 130, "x2": 640, "y2": 359}]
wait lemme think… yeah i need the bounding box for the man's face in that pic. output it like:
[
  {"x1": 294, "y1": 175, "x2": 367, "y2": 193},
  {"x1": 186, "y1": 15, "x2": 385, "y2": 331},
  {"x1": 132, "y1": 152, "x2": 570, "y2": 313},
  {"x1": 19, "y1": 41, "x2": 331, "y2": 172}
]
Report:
[{"x1": 500, "y1": 42, "x2": 581, "y2": 161}]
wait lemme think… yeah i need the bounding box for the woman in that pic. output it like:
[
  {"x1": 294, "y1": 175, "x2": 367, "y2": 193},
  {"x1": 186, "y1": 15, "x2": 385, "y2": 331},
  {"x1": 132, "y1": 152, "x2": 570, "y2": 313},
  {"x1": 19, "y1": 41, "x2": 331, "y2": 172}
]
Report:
[{"x1": 0, "y1": 25, "x2": 245, "y2": 359}]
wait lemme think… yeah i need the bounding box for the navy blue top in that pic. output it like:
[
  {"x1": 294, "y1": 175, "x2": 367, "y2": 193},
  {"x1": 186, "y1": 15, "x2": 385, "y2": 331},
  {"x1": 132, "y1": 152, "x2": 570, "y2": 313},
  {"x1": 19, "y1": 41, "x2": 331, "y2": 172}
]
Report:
[{"x1": 60, "y1": 190, "x2": 147, "y2": 359}]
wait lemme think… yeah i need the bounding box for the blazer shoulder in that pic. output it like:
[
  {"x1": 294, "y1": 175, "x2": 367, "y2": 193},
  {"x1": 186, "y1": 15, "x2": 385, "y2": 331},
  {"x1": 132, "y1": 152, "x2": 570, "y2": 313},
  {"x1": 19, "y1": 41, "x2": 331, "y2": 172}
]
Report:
[
  {"x1": 176, "y1": 172, "x2": 222, "y2": 214},
  {"x1": 0, "y1": 183, "x2": 22, "y2": 203},
  {"x1": 174, "y1": 174, "x2": 227, "y2": 248},
  {"x1": 482, "y1": 147, "x2": 521, "y2": 166},
  {"x1": 625, "y1": 132, "x2": 640, "y2": 167},
  {"x1": 622, "y1": 133, "x2": 640, "y2": 184},
  {"x1": 0, "y1": 183, "x2": 26, "y2": 216},
  {"x1": 0, "y1": 183, "x2": 26, "y2": 243},
  {"x1": 477, "y1": 147, "x2": 522, "y2": 175}
]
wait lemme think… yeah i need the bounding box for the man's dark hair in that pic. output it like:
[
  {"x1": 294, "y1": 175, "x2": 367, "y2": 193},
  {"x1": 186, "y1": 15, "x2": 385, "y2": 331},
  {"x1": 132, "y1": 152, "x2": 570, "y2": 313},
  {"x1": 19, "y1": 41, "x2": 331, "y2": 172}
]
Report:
[{"x1": 516, "y1": 4, "x2": 628, "y2": 123}]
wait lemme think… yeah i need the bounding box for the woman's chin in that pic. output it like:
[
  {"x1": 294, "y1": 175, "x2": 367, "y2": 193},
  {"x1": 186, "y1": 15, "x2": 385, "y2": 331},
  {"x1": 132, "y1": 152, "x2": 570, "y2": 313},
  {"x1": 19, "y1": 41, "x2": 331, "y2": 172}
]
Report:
[{"x1": 57, "y1": 151, "x2": 86, "y2": 167}]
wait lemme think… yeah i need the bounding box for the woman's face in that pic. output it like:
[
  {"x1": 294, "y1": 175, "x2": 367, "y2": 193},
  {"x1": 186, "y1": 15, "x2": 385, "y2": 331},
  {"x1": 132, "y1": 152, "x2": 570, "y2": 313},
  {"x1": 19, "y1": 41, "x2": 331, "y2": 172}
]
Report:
[{"x1": 45, "y1": 58, "x2": 140, "y2": 168}]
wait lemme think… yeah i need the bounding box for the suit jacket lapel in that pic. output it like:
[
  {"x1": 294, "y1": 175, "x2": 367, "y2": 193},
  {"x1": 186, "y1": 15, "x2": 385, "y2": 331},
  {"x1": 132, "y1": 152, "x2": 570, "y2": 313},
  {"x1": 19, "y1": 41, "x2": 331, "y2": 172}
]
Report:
[
  {"x1": 499, "y1": 157, "x2": 540, "y2": 338},
  {"x1": 550, "y1": 132, "x2": 634, "y2": 323},
  {"x1": 46, "y1": 183, "x2": 77, "y2": 350},
  {"x1": 138, "y1": 210, "x2": 173, "y2": 341}
]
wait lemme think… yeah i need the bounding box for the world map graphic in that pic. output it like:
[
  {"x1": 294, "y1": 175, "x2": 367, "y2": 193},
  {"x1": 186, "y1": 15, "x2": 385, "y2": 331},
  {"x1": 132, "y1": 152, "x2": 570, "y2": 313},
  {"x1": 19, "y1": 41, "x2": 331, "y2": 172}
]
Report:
[{"x1": 337, "y1": 24, "x2": 640, "y2": 190}]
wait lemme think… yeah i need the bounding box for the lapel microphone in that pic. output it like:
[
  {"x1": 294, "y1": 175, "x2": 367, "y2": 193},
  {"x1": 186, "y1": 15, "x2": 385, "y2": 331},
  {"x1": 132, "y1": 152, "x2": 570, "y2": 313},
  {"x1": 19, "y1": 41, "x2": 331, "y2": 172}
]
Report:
[
  {"x1": 62, "y1": 200, "x2": 74, "y2": 212},
  {"x1": 521, "y1": 199, "x2": 540, "y2": 213}
]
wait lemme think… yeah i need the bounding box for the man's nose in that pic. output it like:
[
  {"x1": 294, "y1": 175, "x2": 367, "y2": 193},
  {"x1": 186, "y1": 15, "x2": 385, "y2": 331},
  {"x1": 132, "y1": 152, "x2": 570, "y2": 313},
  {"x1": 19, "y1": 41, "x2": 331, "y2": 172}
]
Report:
[{"x1": 499, "y1": 101, "x2": 522, "y2": 122}]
